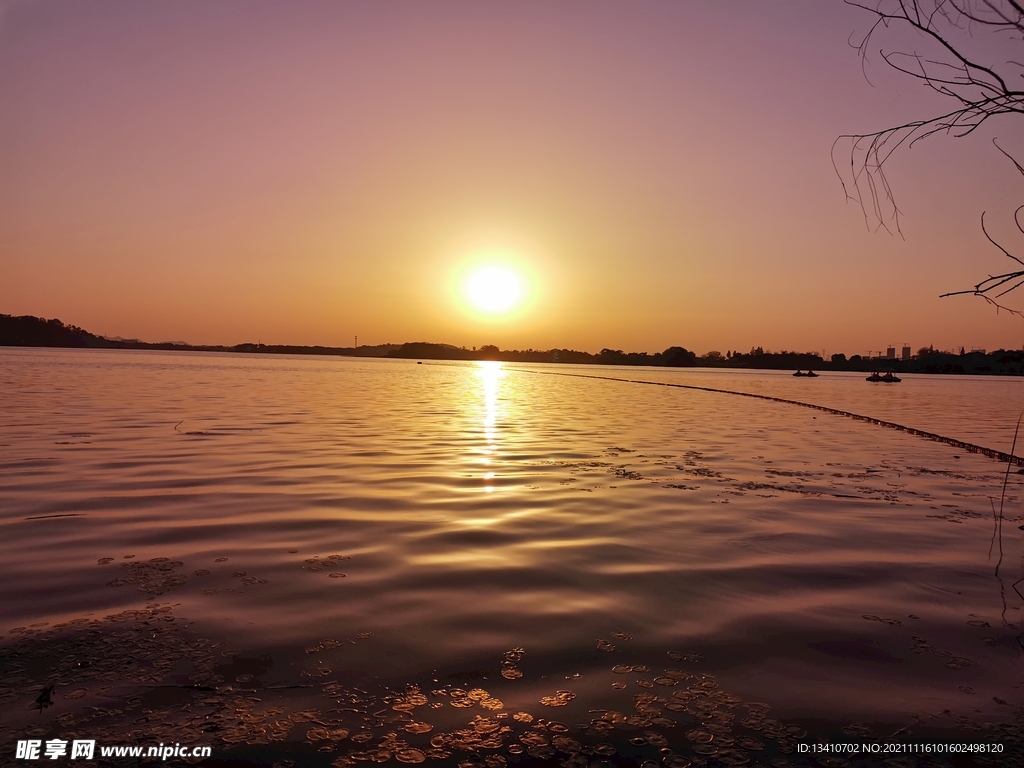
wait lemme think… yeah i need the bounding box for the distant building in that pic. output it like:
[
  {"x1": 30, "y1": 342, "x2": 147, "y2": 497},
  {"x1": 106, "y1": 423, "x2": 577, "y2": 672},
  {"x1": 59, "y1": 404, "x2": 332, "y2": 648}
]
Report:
[
  {"x1": 901, "y1": 345, "x2": 911, "y2": 361},
  {"x1": 886, "y1": 346, "x2": 896, "y2": 359}
]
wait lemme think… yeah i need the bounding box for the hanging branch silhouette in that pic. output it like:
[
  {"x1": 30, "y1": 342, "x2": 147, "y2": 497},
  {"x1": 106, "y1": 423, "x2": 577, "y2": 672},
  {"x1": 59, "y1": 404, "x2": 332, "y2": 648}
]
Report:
[
  {"x1": 939, "y1": 202, "x2": 1024, "y2": 317},
  {"x1": 834, "y1": 0, "x2": 1024, "y2": 310}
]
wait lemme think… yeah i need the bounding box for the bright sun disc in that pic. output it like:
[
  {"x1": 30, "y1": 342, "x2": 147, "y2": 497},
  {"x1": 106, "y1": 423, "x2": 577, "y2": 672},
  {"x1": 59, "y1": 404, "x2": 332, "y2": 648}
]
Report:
[{"x1": 466, "y1": 266, "x2": 523, "y2": 313}]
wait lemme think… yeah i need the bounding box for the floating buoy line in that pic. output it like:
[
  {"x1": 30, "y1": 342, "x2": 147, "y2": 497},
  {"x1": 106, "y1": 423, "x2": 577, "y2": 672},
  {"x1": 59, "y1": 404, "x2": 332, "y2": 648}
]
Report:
[{"x1": 503, "y1": 367, "x2": 1024, "y2": 467}]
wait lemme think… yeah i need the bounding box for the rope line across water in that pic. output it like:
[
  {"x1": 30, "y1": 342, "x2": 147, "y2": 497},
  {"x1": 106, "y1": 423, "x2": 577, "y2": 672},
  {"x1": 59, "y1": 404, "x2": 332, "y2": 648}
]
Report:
[{"x1": 506, "y1": 367, "x2": 1024, "y2": 467}]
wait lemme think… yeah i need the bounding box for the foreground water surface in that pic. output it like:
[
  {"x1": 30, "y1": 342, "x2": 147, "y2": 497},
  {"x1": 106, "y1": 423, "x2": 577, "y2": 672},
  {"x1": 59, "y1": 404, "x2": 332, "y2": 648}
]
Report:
[{"x1": 2, "y1": 348, "x2": 1024, "y2": 766}]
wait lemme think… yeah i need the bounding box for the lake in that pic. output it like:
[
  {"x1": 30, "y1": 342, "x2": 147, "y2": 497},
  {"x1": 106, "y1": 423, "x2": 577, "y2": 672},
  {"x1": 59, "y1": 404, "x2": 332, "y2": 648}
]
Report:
[{"x1": 2, "y1": 348, "x2": 1023, "y2": 766}]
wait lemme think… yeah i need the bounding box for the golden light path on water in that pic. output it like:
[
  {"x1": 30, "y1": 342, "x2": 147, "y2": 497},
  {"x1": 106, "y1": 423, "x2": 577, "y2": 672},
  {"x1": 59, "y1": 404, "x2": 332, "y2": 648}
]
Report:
[
  {"x1": 3, "y1": 349, "x2": 1024, "y2": 763},
  {"x1": 481, "y1": 361, "x2": 501, "y2": 495}
]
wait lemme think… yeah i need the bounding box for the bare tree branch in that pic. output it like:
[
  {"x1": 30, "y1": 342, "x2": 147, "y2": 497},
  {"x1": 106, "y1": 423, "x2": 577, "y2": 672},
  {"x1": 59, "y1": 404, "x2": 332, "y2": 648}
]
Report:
[
  {"x1": 836, "y1": 0, "x2": 1024, "y2": 235},
  {"x1": 938, "y1": 212, "x2": 1024, "y2": 313}
]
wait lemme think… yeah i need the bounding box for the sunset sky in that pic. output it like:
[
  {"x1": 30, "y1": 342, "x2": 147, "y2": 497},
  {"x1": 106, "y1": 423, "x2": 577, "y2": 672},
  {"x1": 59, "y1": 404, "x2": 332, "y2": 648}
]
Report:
[{"x1": 2, "y1": 1, "x2": 1022, "y2": 355}]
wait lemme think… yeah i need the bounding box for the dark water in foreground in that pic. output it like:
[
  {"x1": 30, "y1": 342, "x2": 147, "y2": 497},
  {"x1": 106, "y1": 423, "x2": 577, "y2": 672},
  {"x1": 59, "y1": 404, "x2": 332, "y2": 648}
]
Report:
[{"x1": 2, "y1": 348, "x2": 1024, "y2": 767}]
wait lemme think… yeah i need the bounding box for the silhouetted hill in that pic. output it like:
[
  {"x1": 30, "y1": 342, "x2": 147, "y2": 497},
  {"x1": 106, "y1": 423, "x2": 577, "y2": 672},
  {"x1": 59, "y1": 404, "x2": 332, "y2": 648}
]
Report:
[
  {"x1": 388, "y1": 342, "x2": 475, "y2": 360},
  {"x1": 2, "y1": 313, "x2": 1020, "y2": 374},
  {"x1": 0, "y1": 314, "x2": 396, "y2": 356},
  {"x1": 0, "y1": 314, "x2": 113, "y2": 348}
]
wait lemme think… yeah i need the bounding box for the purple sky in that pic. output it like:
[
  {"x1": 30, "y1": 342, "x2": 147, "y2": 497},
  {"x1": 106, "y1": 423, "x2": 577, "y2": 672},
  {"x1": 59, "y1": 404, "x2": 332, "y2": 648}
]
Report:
[{"x1": 2, "y1": 1, "x2": 1022, "y2": 354}]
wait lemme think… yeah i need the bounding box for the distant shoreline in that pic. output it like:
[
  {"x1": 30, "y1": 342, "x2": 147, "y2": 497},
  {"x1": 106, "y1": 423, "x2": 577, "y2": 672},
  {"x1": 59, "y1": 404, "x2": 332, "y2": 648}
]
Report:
[{"x1": 2, "y1": 313, "x2": 1022, "y2": 376}]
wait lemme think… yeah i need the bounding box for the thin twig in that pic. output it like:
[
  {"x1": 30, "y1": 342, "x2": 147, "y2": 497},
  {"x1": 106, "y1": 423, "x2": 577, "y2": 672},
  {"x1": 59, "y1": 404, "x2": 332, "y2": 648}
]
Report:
[{"x1": 995, "y1": 412, "x2": 1022, "y2": 579}]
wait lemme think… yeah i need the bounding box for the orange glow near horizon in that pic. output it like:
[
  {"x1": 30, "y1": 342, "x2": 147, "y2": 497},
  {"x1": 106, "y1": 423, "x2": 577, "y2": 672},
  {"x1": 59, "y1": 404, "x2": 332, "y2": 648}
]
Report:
[{"x1": 1, "y1": 2, "x2": 1022, "y2": 354}]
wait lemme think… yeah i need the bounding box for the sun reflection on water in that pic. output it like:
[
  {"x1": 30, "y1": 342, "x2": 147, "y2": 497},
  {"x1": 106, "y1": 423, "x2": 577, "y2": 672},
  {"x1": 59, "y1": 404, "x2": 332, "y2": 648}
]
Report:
[{"x1": 478, "y1": 361, "x2": 503, "y2": 493}]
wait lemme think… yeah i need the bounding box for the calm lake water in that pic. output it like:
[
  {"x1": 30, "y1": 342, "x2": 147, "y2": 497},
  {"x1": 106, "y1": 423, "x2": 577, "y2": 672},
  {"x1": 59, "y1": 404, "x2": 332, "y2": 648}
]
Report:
[{"x1": 2, "y1": 348, "x2": 1024, "y2": 766}]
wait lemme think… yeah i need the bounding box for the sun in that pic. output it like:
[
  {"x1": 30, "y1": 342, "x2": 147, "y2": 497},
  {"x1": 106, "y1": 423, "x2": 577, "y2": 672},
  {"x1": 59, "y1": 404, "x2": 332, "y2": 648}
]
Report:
[{"x1": 465, "y1": 266, "x2": 524, "y2": 314}]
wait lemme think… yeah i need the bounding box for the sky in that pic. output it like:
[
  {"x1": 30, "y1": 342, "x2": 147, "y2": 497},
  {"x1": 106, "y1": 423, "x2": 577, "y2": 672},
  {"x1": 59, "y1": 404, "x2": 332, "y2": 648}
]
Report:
[{"x1": 2, "y1": 0, "x2": 1023, "y2": 355}]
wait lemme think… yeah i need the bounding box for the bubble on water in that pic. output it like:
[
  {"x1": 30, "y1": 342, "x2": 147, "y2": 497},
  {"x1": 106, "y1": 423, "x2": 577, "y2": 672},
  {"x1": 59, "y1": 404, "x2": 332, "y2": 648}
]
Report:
[
  {"x1": 193, "y1": 569, "x2": 210, "y2": 576},
  {"x1": 232, "y1": 571, "x2": 247, "y2": 577},
  {"x1": 394, "y1": 749, "x2": 425, "y2": 763},
  {"x1": 540, "y1": 690, "x2": 575, "y2": 707},
  {"x1": 97, "y1": 557, "x2": 113, "y2": 565},
  {"x1": 686, "y1": 728, "x2": 714, "y2": 743},
  {"x1": 610, "y1": 632, "x2": 633, "y2": 640},
  {"x1": 106, "y1": 559, "x2": 187, "y2": 596},
  {"x1": 63, "y1": 688, "x2": 87, "y2": 699},
  {"x1": 351, "y1": 731, "x2": 375, "y2": 743},
  {"x1": 645, "y1": 731, "x2": 668, "y2": 747},
  {"x1": 328, "y1": 572, "x2": 347, "y2": 578},
  {"x1": 667, "y1": 651, "x2": 703, "y2": 663},
  {"x1": 661, "y1": 669, "x2": 691, "y2": 681},
  {"x1": 214, "y1": 557, "x2": 228, "y2": 562},
  {"x1": 520, "y1": 732, "x2": 548, "y2": 747},
  {"x1": 497, "y1": 647, "x2": 525, "y2": 681},
  {"x1": 596, "y1": 639, "x2": 616, "y2": 652},
  {"x1": 288, "y1": 549, "x2": 299, "y2": 553},
  {"x1": 355, "y1": 632, "x2": 374, "y2": 639},
  {"x1": 611, "y1": 664, "x2": 632, "y2": 674},
  {"x1": 612, "y1": 682, "x2": 627, "y2": 689},
  {"x1": 404, "y1": 722, "x2": 433, "y2": 735},
  {"x1": 123, "y1": 554, "x2": 135, "y2": 559},
  {"x1": 512, "y1": 712, "x2": 533, "y2": 723},
  {"x1": 593, "y1": 743, "x2": 617, "y2": 756}
]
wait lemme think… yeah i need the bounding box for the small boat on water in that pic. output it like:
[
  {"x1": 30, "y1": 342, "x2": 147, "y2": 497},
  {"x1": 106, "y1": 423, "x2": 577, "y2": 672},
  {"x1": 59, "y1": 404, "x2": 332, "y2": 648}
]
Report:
[
  {"x1": 866, "y1": 371, "x2": 901, "y2": 383},
  {"x1": 793, "y1": 370, "x2": 819, "y2": 377}
]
